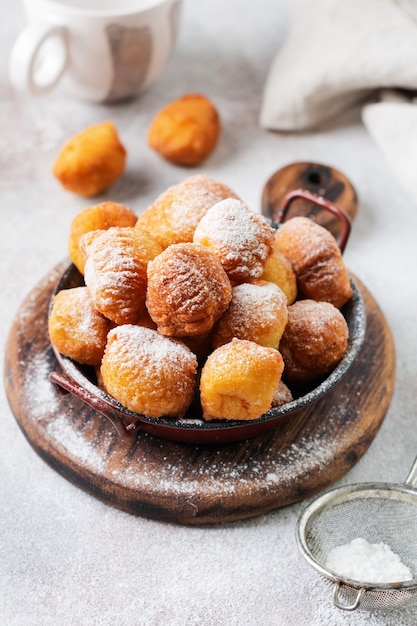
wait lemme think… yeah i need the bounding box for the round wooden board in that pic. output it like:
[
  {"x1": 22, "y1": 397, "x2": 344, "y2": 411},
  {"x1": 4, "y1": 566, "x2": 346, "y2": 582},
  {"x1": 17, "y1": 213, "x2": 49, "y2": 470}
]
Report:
[{"x1": 4, "y1": 261, "x2": 395, "y2": 525}]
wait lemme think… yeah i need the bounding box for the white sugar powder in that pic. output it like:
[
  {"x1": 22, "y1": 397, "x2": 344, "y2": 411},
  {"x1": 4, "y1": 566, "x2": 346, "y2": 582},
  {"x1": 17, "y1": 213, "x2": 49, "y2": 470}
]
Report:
[{"x1": 325, "y1": 537, "x2": 413, "y2": 583}]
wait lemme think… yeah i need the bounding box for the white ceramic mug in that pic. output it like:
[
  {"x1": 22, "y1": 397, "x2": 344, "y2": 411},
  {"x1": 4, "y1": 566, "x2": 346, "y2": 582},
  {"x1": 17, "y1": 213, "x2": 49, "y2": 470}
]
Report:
[{"x1": 9, "y1": 0, "x2": 182, "y2": 103}]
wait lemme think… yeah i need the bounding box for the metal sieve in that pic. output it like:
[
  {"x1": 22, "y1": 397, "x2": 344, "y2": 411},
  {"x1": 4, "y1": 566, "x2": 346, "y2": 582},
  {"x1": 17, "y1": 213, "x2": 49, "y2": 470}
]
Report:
[{"x1": 296, "y1": 456, "x2": 417, "y2": 611}]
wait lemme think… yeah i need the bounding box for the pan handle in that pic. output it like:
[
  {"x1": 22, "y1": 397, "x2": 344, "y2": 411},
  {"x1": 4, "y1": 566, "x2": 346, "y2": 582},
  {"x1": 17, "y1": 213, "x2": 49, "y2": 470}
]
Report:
[
  {"x1": 272, "y1": 188, "x2": 352, "y2": 253},
  {"x1": 49, "y1": 370, "x2": 139, "y2": 437}
]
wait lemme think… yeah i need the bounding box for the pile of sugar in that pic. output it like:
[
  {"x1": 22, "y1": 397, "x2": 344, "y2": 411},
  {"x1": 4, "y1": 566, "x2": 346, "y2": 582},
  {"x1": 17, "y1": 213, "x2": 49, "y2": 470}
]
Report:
[{"x1": 325, "y1": 537, "x2": 413, "y2": 583}]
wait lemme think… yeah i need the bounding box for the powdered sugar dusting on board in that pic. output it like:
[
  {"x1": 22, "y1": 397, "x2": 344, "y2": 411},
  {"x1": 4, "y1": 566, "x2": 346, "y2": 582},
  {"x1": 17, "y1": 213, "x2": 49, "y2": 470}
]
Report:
[
  {"x1": 46, "y1": 414, "x2": 106, "y2": 472},
  {"x1": 23, "y1": 348, "x2": 60, "y2": 421},
  {"x1": 115, "y1": 429, "x2": 347, "y2": 496}
]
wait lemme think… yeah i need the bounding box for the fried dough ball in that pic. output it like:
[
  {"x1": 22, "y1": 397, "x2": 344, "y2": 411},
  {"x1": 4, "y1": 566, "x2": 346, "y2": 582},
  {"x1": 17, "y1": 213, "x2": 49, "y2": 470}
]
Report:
[
  {"x1": 69, "y1": 201, "x2": 137, "y2": 274},
  {"x1": 148, "y1": 94, "x2": 221, "y2": 166},
  {"x1": 261, "y1": 249, "x2": 297, "y2": 305},
  {"x1": 48, "y1": 287, "x2": 112, "y2": 366},
  {"x1": 270, "y1": 380, "x2": 293, "y2": 408},
  {"x1": 135, "y1": 174, "x2": 240, "y2": 250},
  {"x1": 279, "y1": 299, "x2": 349, "y2": 385},
  {"x1": 200, "y1": 338, "x2": 284, "y2": 421},
  {"x1": 81, "y1": 226, "x2": 162, "y2": 325},
  {"x1": 53, "y1": 121, "x2": 126, "y2": 197},
  {"x1": 146, "y1": 242, "x2": 232, "y2": 337},
  {"x1": 193, "y1": 198, "x2": 275, "y2": 283},
  {"x1": 101, "y1": 325, "x2": 198, "y2": 418},
  {"x1": 274, "y1": 217, "x2": 352, "y2": 308},
  {"x1": 212, "y1": 280, "x2": 288, "y2": 350}
]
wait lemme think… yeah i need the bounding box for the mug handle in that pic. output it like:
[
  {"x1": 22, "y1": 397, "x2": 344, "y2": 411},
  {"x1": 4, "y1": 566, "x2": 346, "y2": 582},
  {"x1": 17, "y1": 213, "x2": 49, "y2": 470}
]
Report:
[{"x1": 9, "y1": 21, "x2": 69, "y2": 95}]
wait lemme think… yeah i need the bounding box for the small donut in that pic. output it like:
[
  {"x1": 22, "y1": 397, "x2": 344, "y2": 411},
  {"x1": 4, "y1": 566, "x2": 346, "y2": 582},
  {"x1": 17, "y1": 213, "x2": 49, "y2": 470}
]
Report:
[
  {"x1": 68, "y1": 201, "x2": 137, "y2": 274},
  {"x1": 200, "y1": 338, "x2": 284, "y2": 421},
  {"x1": 53, "y1": 121, "x2": 126, "y2": 197},
  {"x1": 135, "y1": 174, "x2": 240, "y2": 250},
  {"x1": 212, "y1": 280, "x2": 288, "y2": 350},
  {"x1": 261, "y1": 249, "x2": 297, "y2": 305},
  {"x1": 146, "y1": 242, "x2": 232, "y2": 337},
  {"x1": 279, "y1": 299, "x2": 349, "y2": 385},
  {"x1": 148, "y1": 93, "x2": 221, "y2": 166},
  {"x1": 101, "y1": 325, "x2": 198, "y2": 418},
  {"x1": 273, "y1": 216, "x2": 352, "y2": 308},
  {"x1": 193, "y1": 198, "x2": 275, "y2": 283},
  {"x1": 48, "y1": 287, "x2": 112, "y2": 366},
  {"x1": 81, "y1": 226, "x2": 162, "y2": 325}
]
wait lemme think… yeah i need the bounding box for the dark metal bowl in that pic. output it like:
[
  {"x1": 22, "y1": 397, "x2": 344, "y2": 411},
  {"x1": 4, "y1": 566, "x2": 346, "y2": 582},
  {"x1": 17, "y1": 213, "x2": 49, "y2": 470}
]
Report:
[{"x1": 49, "y1": 262, "x2": 366, "y2": 445}]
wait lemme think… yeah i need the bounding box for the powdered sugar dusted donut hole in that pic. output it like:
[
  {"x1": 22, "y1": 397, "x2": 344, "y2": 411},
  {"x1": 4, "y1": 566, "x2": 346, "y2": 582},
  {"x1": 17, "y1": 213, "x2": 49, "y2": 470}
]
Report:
[
  {"x1": 212, "y1": 280, "x2": 288, "y2": 350},
  {"x1": 193, "y1": 198, "x2": 275, "y2": 283},
  {"x1": 146, "y1": 242, "x2": 232, "y2": 337},
  {"x1": 101, "y1": 325, "x2": 198, "y2": 419}
]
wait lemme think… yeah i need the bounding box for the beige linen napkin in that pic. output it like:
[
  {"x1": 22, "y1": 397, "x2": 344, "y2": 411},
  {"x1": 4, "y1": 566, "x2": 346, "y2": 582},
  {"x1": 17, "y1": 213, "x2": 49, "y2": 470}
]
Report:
[{"x1": 261, "y1": 0, "x2": 417, "y2": 201}]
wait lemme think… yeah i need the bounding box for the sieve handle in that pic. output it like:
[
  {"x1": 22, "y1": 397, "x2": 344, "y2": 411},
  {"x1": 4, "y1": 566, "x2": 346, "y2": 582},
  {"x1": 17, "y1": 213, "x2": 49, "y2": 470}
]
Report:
[
  {"x1": 405, "y1": 455, "x2": 417, "y2": 487},
  {"x1": 332, "y1": 583, "x2": 365, "y2": 611}
]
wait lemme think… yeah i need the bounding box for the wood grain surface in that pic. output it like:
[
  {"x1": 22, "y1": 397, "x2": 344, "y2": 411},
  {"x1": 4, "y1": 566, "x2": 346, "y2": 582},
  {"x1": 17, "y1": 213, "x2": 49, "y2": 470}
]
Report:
[{"x1": 4, "y1": 262, "x2": 395, "y2": 525}]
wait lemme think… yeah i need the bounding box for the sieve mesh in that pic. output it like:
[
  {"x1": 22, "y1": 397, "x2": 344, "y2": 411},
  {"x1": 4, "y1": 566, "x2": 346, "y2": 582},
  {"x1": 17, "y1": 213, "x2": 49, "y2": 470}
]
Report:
[{"x1": 297, "y1": 483, "x2": 417, "y2": 611}]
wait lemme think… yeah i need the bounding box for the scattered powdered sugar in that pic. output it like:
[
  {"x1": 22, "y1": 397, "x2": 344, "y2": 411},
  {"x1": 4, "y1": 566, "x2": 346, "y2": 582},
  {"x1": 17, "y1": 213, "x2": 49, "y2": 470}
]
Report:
[
  {"x1": 46, "y1": 414, "x2": 106, "y2": 472},
  {"x1": 23, "y1": 349, "x2": 60, "y2": 421},
  {"x1": 325, "y1": 537, "x2": 413, "y2": 583}
]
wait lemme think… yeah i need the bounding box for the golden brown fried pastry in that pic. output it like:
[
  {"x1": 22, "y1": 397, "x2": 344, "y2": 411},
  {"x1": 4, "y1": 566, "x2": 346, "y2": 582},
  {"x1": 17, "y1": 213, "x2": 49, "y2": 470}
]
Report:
[
  {"x1": 53, "y1": 121, "x2": 126, "y2": 197},
  {"x1": 261, "y1": 249, "x2": 297, "y2": 305},
  {"x1": 270, "y1": 380, "x2": 293, "y2": 408},
  {"x1": 274, "y1": 216, "x2": 352, "y2": 308},
  {"x1": 212, "y1": 280, "x2": 288, "y2": 350},
  {"x1": 136, "y1": 174, "x2": 239, "y2": 250},
  {"x1": 81, "y1": 226, "x2": 162, "y2": 325},
  {"x1": 200, "y1": 338, "x2": 284, "y2": 421},
  {"x1": 101, "y1": 325, "x2": 198, "y2": 418},
  {"x1": 279, "y1": 299, "x2": 349, "y2": 385},
  {"x1": 193, "y1": 198, "x2": 275, "y2": 283},
  {"x1": 69, "y1": 201, "x2": 137, "y2": 274},
  {"x1": 48, "y1": 287, "x2": 112, "y2": 366},
  {"x1": 148, "y1": 94, "x2": 221, "y2": 166},
  {"x1": 146, "y1": 242, "x2": 232, "y2": 337}
]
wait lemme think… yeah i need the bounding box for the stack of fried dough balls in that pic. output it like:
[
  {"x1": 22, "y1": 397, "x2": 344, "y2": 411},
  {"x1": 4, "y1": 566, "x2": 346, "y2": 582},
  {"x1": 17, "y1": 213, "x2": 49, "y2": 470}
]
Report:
[{"x1": 49, "y1": 174, "x2": 353, "y2": 423}]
